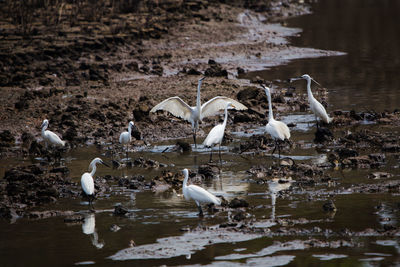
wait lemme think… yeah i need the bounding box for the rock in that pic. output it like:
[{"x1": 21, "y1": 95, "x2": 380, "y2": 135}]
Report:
[
  {"x1": 186, "y1": 68, "x2": 201, "y2": 75},
  {"x1": 228, "y1": 198, "x2": 249, "y2": 209},
  {"x1": 335, "y1": 148, "x2": 358, "y2": 159},
  {"x1": 237, "y1": 87, "x2": 260, "y2": 101},
  {"x1": 233, "y1": 210, "x2": 248, "y2": 221},
  {"x1": 133, "y1": 104, "x2": 150, "y2": 121},
  {"x1": 110, "y1": 224, "x2": 121, "y2": 232},
  {"x1": 382, "y1": 143, "x2": 400, "y2": 152},
  {"x1": 369, "y1": 172, "x2": 393, "y2": 179},
  {"x1": 64, "y1": 215, "x2": 84, "y2": 223},
  {"x1": 198, "y1": 164, "x2": 219, "y2": 178},
  {"x1": 0, "y1": 130, "x2": 14, "y2": 143},
  {"x1": 114, "y1": 204, "x2": 129, "y2": 216},
  {"x1": 314, "y1": 127, "x2": 333, "y2": 143},
  {"x1": 322, "y1": 200, "x2": 337, "y2": 212},
  {"x1": 174, "y1": 140, "x2": 191, "y2": 153}
]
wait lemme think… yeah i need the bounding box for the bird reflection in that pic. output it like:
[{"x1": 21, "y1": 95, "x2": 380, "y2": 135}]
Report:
[
  {"x1": 82, "y1": 213, "x2": 105, "y2": 249},
  {"x1": 267, "y1": 178, "x2": 293, "y2": 220}
]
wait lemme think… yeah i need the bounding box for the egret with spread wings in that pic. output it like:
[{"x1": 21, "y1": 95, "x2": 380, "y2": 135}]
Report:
[{"x1": 150, "y1": 77, "x2": 247, "y2": 147}]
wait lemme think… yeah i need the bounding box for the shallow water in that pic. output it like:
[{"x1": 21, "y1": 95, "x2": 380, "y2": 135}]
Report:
[{"x1": 2, "y1": 0, "x2": 400, "y2": 266}]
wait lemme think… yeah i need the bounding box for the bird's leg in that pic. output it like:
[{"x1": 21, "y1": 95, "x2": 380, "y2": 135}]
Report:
[
  {"x1": 89, "y1": 197, "x2": 95, "y2": 212},
  {"x1": 218, "y1": 144, "x2": 222, "y2": 163},
  {"x1": 193, "y1": 130, "x2": 197, "y2": 149},
  {"x1": 315, "y1": 116, "x2": 320, "y2": 129},
  {"x1": 278, "y1": 140, "x2": 281, "y2": 159},
  {"x1": 197, "y1": 204, "x2": 204, "y2": 217},
  {"x1": 271, "y1": 140, "x2": 277, "y2": 156},
  {"x1": 209, "y1": 148, "x2": 213, "y2": 163}
]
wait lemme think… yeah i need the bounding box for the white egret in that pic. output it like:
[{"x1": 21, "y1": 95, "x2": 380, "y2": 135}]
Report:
[
  {"x1": 182, "y1": 168, "x2": 221, "y2": 217},
  {"x1": 119, "y1": 121, "x2": 134, "y2": 157},
  {"x1": 81, "y1": 157, "x2": 109, "y2": 211},
  {"x1": 150, "y1": 77, "x2": 247, "y2": 147},
  {"x1": 290, "y1": 74, "x2": 332, "y2": 127},
  {"x1": 262, "y1": 85, "x2": 291, "y2": 157},
  {"x1": 41, "y1": 119, "x2": 65, "y2": 148},
  {"x1": 203, "y1": 102, "x2": 232, "y2": 162}
]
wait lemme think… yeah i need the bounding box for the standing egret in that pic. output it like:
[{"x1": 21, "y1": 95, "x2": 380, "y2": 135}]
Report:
[
  {"x1": 119, "y1": 121, "x2": 134, "y2": 157},
  {"x1": 41, "y1": 119, "x2": 65, "y2": 148},
  {"x1": 182, "y1": 168, "x2": 221, "y2": 217},
  {"x1": 262, "y1": 85, "x2": 291, "y2": 158},
  {"x1": 150, "y1": 77, "x2": 247, "y2": 148},
  {"x1": 203, "y1": 102, "x2": 232, "y2": 162},
  {"x1": 290, "y1": 74, "x2": 332, "y2": 127},
  {"x1": 81, "y1": 157, "x2": 109, "y2": 211}
]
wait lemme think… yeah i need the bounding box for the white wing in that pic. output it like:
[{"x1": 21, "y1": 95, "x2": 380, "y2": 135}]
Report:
[
  {"x1": 187, "y1": 185, "x2": 221, "y2": 205},
  {"x1": 310, "y1": 99, "x2": 331, "y2": 123},
  {"x1": 203, "y1": 124, "x2": 224, "y2": 147},
  {"x1": 266, "y1": 119, "x2": 290, "y2": 141},
  {"x1": 150, "y1": 96, "x2": 193, "y2": 122},
  {"x1": 201, "y1": 96, "x2": 247, "y2": 119},
  {"x1": 44, "y1": 130, "x2": 65, "y2": 146},
  {"x1": 81, "y1": 172, "x2": 95, "y2": 196}
]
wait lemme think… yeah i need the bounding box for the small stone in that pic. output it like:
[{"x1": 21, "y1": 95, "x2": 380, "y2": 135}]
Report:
[{"x1": 322, "y1": 200, "x2": 337, "y2": 212}]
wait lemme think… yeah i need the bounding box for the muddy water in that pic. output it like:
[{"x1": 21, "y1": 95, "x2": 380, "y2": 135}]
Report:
[
  {"x1": 2, "y1": 0, "x2": 400, "y2": 266},
  {"x1": 243, "y1": 0, "x2": 400, "y2": 111}
]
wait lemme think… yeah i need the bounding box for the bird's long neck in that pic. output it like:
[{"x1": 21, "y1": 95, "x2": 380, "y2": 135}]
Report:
[
  {"x1": 306, "y1": 78, "x2": 314, "y2": 100},
  {"x1": 90, "y1": 162, "x2": 97, "y2": 177},
  {"x1": 183, "y1": 172, "x2": 189, "y2": 189},
  {"x1": 222, "y1": 106, "x2": 229, "y2": 128},
  {"x1": 196, "y1": 79, "x2": 202, "y2": 109},
  {"x1": 128, "y1": 124, "x2": 132, "y2": 134},
  {"x1": 267, "y1": 90, "x2": 274, "y2": 121},
  {"x1": 41, "y1": 124, "x2": 47, "y2": 135}
]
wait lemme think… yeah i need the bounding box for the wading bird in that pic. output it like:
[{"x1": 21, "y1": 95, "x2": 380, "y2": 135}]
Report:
[
  {"x1": 203, "y1": 102, "x2": 232, "y2": 162},
  {"x1": 41, "y1": 119, "x2": 65, "y2": 148},
  {"x1": 150, "y1": 77, "x2": 247, "y2": 148},
  {"x1": 290, "y1": 74, "x2": 332, "y2": 128},
  {"x1": 262, "y1": 85, "x2": 290, "y2": 157},
  {"x1": 119, "y1": 121, "x2": 134, "y2": 157},
  {"x1": 81, "y1": 158, "x2": 109, "y2": 211},
  {"x1": 182, "y1": 168, "x2": 221, "y2": 217}
]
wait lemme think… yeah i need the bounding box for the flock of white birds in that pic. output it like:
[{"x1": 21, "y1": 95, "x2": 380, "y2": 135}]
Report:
[{"x1": 39, "y1": 74, "x2": 331, "y2": 215}]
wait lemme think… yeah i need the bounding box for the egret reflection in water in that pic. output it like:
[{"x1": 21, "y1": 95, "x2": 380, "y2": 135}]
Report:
[
  {"x1": 268, "y1": 178, "x2": 293, "y2": 220},
  {"x1": 82, "y1": 213, "x2": 105, "y2": 249}
]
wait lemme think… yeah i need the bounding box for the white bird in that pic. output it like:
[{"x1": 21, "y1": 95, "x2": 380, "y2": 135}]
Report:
[
  {"x1": 203, "y1": 102, "x2": 232, "y2": 162},
  {"x1": 119, "y1": 121, "x2": 134, "y2": 157},
  {"x1": 182, "y1": 168, "x2": 221, "y2": 217},
  {"x1": 150, "y1": 77, "x2": 247, "y2": 148},
  {"x1": 290, "y1": 74, "x2": 332, "y2": 127},
  {"x1": 262, "y1": 85, "x2": 291, "y2": 157},
  {"x1": 41, "y1": 119, "x2": 65, "y2": 148},
  {"x1": 81, "y1": 157, "x2": 109, "y2": 210},
  {"x1": 268, "y1": 178, "x2": 293, "y2": 220}
]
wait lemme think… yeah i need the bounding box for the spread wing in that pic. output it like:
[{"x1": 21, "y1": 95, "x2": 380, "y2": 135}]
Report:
[
  {"x1": 150, "y1": 97, "x2": 193, "y2": 122},
  {"x1": 201, "y1": 96, "x2": 247, "y2": 118}
]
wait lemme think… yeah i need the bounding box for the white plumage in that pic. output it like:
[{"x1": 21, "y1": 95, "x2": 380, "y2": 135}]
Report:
[
  {"x1": 150, "y1": 77, "x2": 247, "y2": 147},
  {"x1": 41, "y1": 119, "x2": 65, "y2": 147},
  {"x1": 263, "y1": 86, "x2": 290, "y2": 156},
  {"x1": 81, "y1": 157, "x2": 109, "y2": 210},
  {"x1": 291, "y1": 74, "x2": 332, "y2": 125},
  {"x1": 119, "y1": 121, "x2": 134, "y2": 145},
  {"x1": 203, "y1": 102, "x2": 232, "y2": 162},
  {"x1": 182, "y1": 168, "x2": 221, "y2": 216}
]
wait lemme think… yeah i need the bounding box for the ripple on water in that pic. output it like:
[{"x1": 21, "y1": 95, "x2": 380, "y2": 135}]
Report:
[{"x1": 312, "y1": 254, "x2": 348, "y2": 261}]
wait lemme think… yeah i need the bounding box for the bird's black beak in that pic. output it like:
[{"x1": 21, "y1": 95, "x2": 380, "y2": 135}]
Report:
[
  {"x1": 101, "y1": 161, "x2": 110, "y2": 168},
  {"x1": 289, "y1": 77, "x2": 302, "y2": 83},
  {"x1": 199, "y1": 76, "x2": 205, "y2": 81}
]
